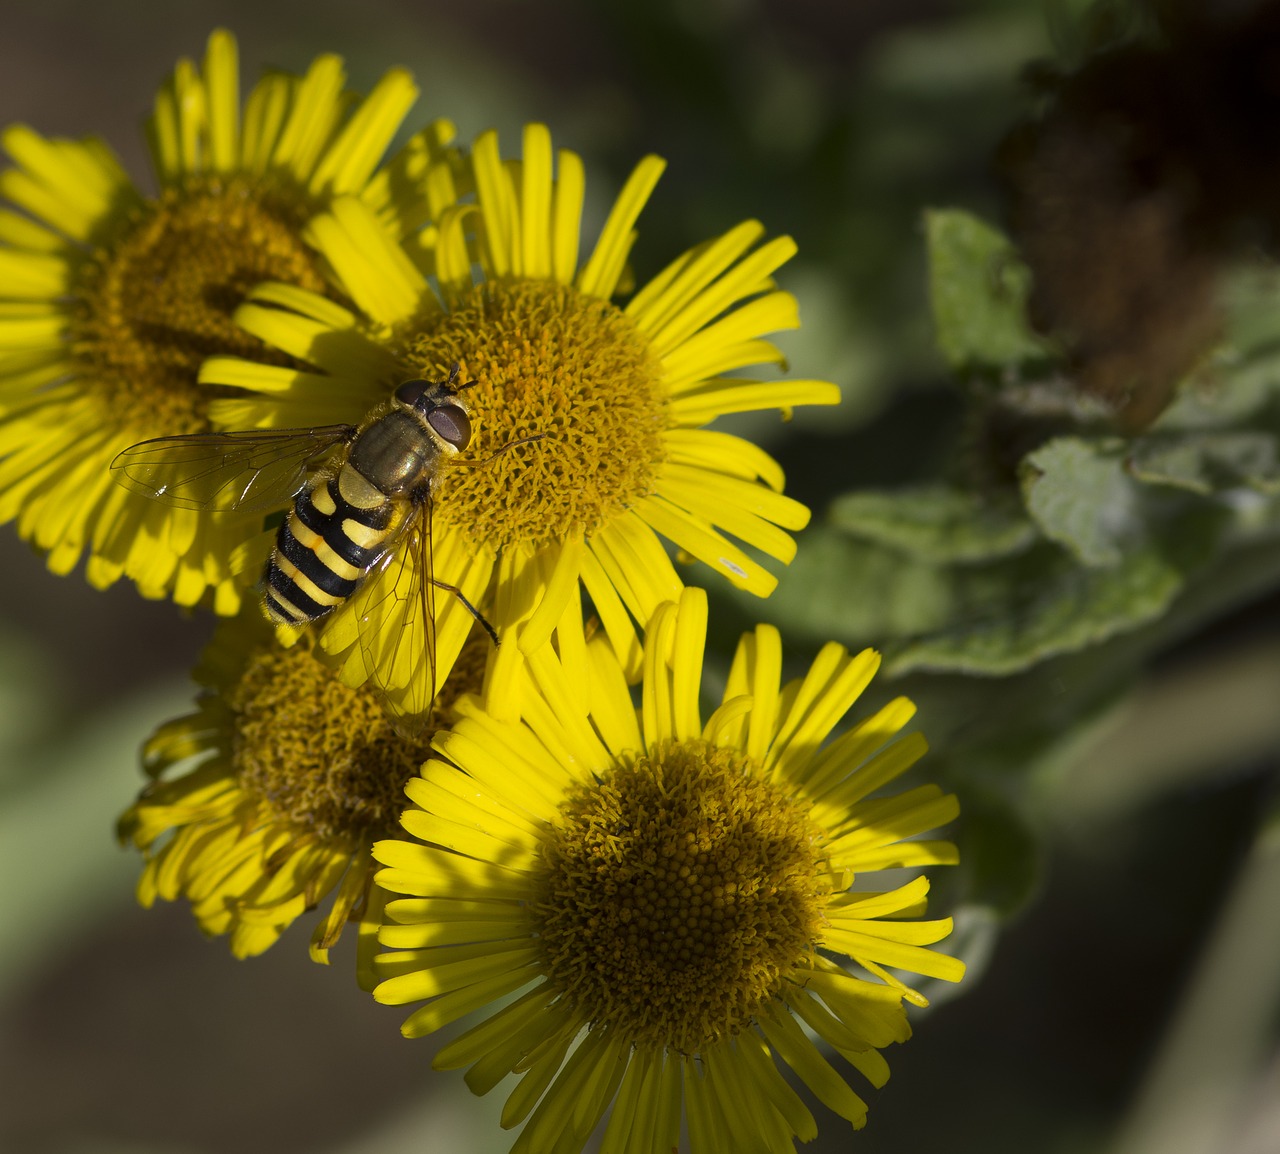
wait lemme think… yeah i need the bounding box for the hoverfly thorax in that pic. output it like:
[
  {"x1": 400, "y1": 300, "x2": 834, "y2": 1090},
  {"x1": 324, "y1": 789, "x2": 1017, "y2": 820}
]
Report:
[{"x1": 349, "y1": 377, "x2": 473, "y2": 499}]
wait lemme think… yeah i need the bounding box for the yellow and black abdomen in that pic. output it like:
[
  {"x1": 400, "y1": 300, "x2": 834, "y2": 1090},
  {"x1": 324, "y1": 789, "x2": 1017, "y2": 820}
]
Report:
[{"x1": 264, "y1": 466, "x2": 409, "y2": 626}]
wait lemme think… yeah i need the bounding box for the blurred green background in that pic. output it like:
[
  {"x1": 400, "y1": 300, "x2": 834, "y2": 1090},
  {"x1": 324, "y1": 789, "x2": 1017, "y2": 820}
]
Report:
[{"x1": 1, "y1": 1, "x2": 1278, "y2": 1151}]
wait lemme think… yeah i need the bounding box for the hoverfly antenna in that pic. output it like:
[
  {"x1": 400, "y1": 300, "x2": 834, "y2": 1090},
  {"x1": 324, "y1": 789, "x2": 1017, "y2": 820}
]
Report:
[{"x1": 443, "y1": 363, "x2": 480, "y2": 396}]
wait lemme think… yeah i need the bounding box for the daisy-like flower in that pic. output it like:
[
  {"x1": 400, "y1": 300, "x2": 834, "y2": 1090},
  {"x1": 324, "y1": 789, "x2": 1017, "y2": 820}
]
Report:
[
  {"x1": 200, "y1": 122, "x2": 840, "y2": 715},
  {"x1": 0, "y1": 28, "x2": 458, "y2": 610},
  {"x1": 372, "y1": 588, "x2": 965, "y2": 1153},
  {"x1": 119, "y1": 609, "x2": 489, "y2": 984}
]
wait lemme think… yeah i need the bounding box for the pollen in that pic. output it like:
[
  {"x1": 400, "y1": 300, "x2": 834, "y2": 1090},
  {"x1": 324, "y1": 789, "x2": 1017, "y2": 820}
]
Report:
[
  {"x1": 406, "y1": 279, "x2": 666, "y2": 551},
  {"x1": 533, "y1": 740, "x2": 832, "y2": 1053},
  {"x1": 73, "y1": 175, "x2": 328, "y2": 435},
  {"x1": 226, "y1": 636, "x2": 484, "y2": 845}
]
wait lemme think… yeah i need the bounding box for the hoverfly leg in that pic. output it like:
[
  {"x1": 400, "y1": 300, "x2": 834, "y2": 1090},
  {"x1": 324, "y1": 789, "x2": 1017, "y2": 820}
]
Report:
[
  {"x1": 449, "y1": 432, "x2": 547, "y2": 469},
  {"x1": 430, "y1": 576, "x2": 500, "y2": 646}
]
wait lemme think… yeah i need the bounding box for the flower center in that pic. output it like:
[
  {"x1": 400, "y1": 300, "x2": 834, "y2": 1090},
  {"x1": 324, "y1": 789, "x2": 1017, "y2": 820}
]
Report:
[
  {"x1": 533, "y1": 740, "x2": 831, "y2": 1053},
  {"x1": 225, "y1": 635, "x2": 487, "y2": 845},
  {"x1": 73, "y1": 175, "x2": 328, "y2": 435},
  {"x1": 406, "y1": 279, "x2": 666, "y2": 551}
]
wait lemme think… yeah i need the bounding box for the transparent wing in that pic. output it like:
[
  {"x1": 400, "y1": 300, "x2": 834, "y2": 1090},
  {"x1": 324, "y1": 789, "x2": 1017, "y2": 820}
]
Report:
[
  {"x1": 351, "y1": 506, "x2": 438, "y2": 732},
  {"x1": 110, "y1": 425, "x2": 356, "y2": 513},
  {"x1": 423, "y1": 497, "x2": 439, "y2": 715}
]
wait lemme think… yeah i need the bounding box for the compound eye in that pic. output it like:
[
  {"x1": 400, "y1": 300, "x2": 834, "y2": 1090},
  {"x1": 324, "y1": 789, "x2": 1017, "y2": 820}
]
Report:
[
  {"x1": 394, "y1": 379, "x2": 429, "y2": 407},
  {"x1": 427, "y1": 403, "x2": 472, "y2": 450}
]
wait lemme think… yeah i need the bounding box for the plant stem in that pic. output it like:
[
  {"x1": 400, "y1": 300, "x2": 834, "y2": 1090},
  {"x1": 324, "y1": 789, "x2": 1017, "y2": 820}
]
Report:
[{"x1": 1108, "y1": 807, "x2": 1280, "y2": 1154}]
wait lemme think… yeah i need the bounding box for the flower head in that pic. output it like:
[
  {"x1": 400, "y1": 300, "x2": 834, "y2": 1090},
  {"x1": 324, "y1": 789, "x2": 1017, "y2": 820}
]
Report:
[
  {"x1": 0, "y1": 29, "x2": 452, "y2": 609},
  {"x1": 119, "y1": 610, "x2": 488, "y2": 981},
  {"x1": 372, "y1": 588, "x2": 964, "y2": 1152},
  {"x1": 201, "y1": 123, "x2": 840, "y2": 716}
]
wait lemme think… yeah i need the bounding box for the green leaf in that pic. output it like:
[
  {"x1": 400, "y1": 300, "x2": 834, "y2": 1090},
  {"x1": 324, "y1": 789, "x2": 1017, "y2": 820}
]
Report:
[
  {"x1": 1128, "y1": 430, "x2": 1280, "y2": 495},
  {"x1": 1155, "y1": 348, "x2": 1280, "y2": 432},
  {"x1": 760, "y1": 527, "x2": 957, "y2": 646},
  {"x1": 1155, "y1": 265, "x2": 1280, "y2": 432},
  {"x1": 1217, "y1": 262, "x2": 1280, "y2": 361},
  {"x1": 888, "y1": 541, "x2": 1189, "y2": 677},
  {"x1": 951, "y1": 787, "x2": 1043, "y2": 918},
  {"x1": 1021, "y1": 436, "x2": 1139, "y2": 566},
  {"x1": 829, "y1": 485, "x2": 1037, "y2": 563},
  {"x1": 925, "y1": 208, "x2": 1052, "y2": 374}
]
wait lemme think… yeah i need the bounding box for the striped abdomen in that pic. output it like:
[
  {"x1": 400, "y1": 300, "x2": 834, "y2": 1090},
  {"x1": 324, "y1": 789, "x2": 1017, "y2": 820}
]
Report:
[{"x1": 264, "y1": 465, "x2": 411, "y2": 625}]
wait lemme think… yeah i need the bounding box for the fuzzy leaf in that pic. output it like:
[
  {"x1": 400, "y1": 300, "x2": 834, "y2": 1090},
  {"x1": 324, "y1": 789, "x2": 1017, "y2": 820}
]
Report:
[
  {"x1": 887, "y1": 542, "x2": 1187, "y2": 677},
  {"x1": 1128, "y1": 430, "x2": 1280, "y2": 495},
  {"x1": 829, "y1": 485, "x2": 1037, "y2": 563},
  {"x1": 1155, "y1": 349, "x2": 1280, "y2": 432},
  {"x1": 1021, "y1": 436, "x2": 1139, "y2": 567},
  {"x1": 925, "y1": 208, "x2": 1051, "y2": 374}
]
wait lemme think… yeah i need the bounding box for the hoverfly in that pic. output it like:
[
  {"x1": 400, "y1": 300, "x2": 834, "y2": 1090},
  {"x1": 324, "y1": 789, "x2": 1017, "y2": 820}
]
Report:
[{"x1": 111, "y1": 365, "x2": 524, "y2": 723}]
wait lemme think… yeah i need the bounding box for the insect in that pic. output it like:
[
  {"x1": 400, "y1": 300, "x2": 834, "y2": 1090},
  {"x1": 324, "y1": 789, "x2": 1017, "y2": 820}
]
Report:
[{"x1": 111, "y1": 365, "x2": 523, "y2": 722}]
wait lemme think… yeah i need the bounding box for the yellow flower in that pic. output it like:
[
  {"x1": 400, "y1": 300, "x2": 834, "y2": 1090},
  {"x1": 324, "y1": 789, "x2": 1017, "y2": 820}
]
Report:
[
  {"x1": 119, "y1": 609, "x2": 488, "y2": 983},
  {"x1": 201, "y1": 122, "x2": 840, "y2": 717},
  {"x1": 372, "y1": 588, "x2": 964, "y2": 1153},
  {"x1": 0, "y1": 28, "x2": 453, "y2": 610}
]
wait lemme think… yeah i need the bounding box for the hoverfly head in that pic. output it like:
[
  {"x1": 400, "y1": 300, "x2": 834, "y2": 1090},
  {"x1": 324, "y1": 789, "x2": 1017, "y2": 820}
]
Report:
[{"x1": 394, "y1": 375, "x2": 473, "y2": 452}]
